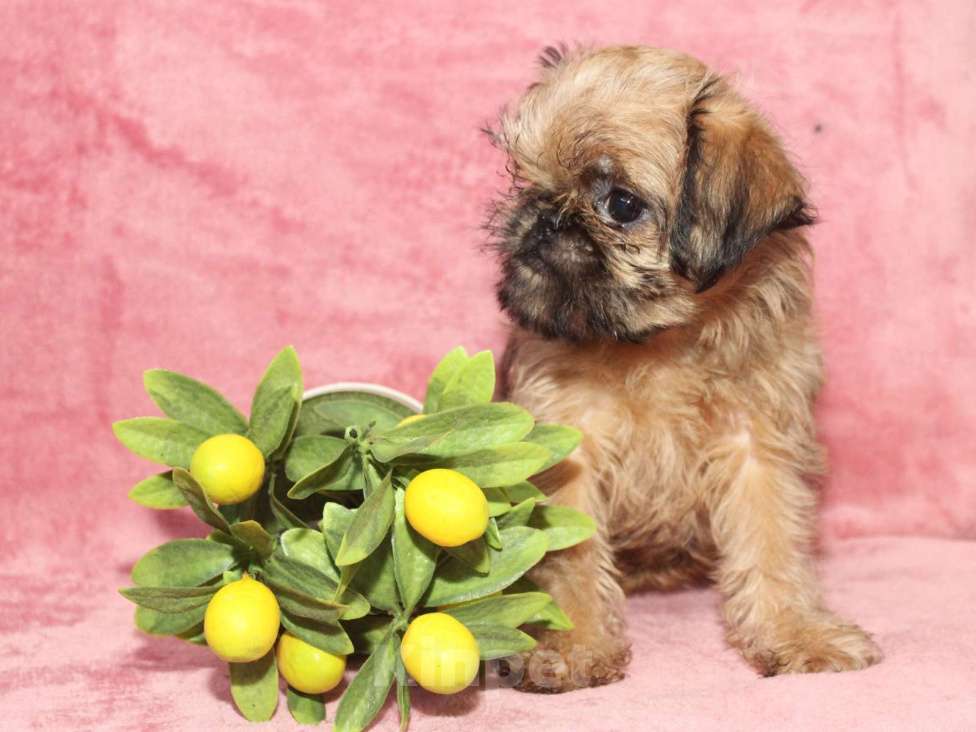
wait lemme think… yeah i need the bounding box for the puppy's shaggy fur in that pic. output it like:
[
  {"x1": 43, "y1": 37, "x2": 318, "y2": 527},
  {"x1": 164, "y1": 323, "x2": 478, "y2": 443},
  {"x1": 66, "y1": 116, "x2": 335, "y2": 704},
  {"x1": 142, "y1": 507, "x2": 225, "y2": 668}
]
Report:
[{"x1": 490, "y1": 46, "x2": 882, "y2": 692}]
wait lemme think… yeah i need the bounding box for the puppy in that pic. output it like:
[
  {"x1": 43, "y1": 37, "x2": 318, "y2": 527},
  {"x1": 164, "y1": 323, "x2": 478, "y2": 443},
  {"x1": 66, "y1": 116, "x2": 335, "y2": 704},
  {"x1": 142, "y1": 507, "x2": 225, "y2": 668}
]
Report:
[{"x1": 490, "y1": 45, "x2": 882, "y2": 691}]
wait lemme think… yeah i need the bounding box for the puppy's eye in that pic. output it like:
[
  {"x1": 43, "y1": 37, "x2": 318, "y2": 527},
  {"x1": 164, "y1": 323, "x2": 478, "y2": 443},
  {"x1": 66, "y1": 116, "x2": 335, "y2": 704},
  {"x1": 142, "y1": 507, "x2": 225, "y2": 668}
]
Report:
[{"x1": 605, "y1": 188, "x2": 645, "y2": 224}]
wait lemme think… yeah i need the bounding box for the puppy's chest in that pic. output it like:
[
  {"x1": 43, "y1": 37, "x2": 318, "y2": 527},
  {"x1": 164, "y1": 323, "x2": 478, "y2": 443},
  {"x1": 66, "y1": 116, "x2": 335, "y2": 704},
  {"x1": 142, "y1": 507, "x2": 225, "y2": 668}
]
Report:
[
  {"x1": 587, "y1": 357, "x2": 715, "y2": 460},
  {"x1": 518, "y1": 353, "x2": 722, "y2": 546},
  {"x1": 605, "y1": 368, "x2": 715, "y2": 532}
]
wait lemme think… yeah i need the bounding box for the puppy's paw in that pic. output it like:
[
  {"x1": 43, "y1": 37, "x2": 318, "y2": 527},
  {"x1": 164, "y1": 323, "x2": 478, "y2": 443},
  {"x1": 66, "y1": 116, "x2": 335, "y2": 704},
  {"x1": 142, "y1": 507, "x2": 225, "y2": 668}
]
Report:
[
  {"x1": 499, "y1": 632, "x2": 631, "y2": 693},
  {"x1": 734, "y1": 612, "x2": 882, "y2": 676}
]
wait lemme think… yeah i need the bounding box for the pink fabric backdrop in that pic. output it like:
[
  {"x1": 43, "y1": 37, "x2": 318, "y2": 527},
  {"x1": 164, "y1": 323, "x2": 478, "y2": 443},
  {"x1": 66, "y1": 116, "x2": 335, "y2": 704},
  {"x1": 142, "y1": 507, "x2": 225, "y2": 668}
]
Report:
[{"x1": 2, "y1": 1, "x2": 974, "y2": 730}]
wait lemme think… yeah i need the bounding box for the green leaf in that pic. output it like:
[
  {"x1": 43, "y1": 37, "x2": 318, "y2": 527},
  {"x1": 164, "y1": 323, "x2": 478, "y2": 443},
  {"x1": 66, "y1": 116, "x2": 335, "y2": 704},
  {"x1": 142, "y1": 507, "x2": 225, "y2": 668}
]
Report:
[
  {"x1": 482, "y1": 487, "x2": 512, "y2": 517},
  {"x1": 281, "y1": 528, "x2": 337, "y2": 581},
  {"x1": 333, "y1": 631, "x2": 397, "y2": 732},
  {"x1": 506, "y1": 481, "x2": 546, "y2": 502},
  {"x1": 248, "y1": 346, "x2": 303, "y2": 457},
  {"x1": 522, "y1": 424, "x2": 582, "y2": 472},
  {"x1": 467, "y1": 624, "x2": 537, "y2": 660},
  {"x1": 335, "y1": 472, "x2": 395, "y2": 566},
  {"x1": 323, "y1": 502, "x2": 399, "y2": 612},
  {"x1": 497, "y1": 497, "x2": 538, "y2": 529},
  {"x1": 134, "y1": 605, "x2": 207, "y2": 636},
  {"x1": 112, "y1": 418, "x2": 208, "y2": 468},
  {"x1": 119, "y1": 585, "x2": 218, "y2": 613},
  {"x1": 484, "y1": 518, "x2": 503, "y2": 550},
  {"x1": 298, "y1": 390, "x2": 415, "y2": 436},
  {"x1": 437, "y1": 350, "x2": 495, "y2": 411},
  {"x1": 441, "y1": 592, "x2": 551, "y2": 628},
  {"x1": 437, "y1": 443, "x2": 551, "y2": 488},
  {"x1": 345, "y1": 616, "x2": 393, "y2": 656},
  {"x1": 425, "y1": 527, "x2": 548, "y2": 606},
  {"x1": 269, "y1": 586, "x2": 344, "y2": 624},
  {"x1": 423, "y1": 346, "x2": 468, "y2": 413},
  {"x1": 320, "y1": 505, "x2": 393, "y2": 617},
  {"x1": 230, "y1": 651, "x2": 279, "y2": 722},
  {"x1": 289, "y1": 447, "x2": 363, "y2": 499},
  {"x1": 528, "y1": 602, "x2": 574, "y2": 630},
  {"x1": 339, "y1": 565, "x2": 359, "y2": 599},
  {"x1": 131, "y1": 538, "x2": 237, "y2": 587},
  {"x1": 444, "y1": 538, "x2": 491, "y2": 575},
  {"x1": 321, "y1": 503, "x2": 354, "y2": 557},
  {"x1": 230, "y1": 521, "x2": 275, "y2": 559},
  {"x1": 264, "y1": 553, "x2": 369, "y2": 620},
  {"x1": 278, "y1": 397, "x2": 303, "y2": 462},
  {"x1": 263, "y1": 554, "x2": 338, "y2": 596},
  {"x1": 262, "y1": 555, "x2": 346, "y2": 610},
  {"x1": 143, "y1": 369, "x2": 248, "y2": 436},
  {"x1": 281, "y1": 610, "x2": 354, "y2": 656},
  {"x1": 249, "y1": 385, "x2": 298, "y2": 459},
  {"x1": 172, "y1": 469, "x2": 232, "y2": 533},
  {"x1": 128, "y1": 472, "x2": 187, "y2": 509},
  {"x1": 528, "y1": 505, "x2": 597, "y2": 550},
  {"x1": 178, "y1": 625, "x2": 207, "y2": 645},
  {"x1": 287, "y1": 687, "x2": 326, "y2": 726},
  {"x1": 286, "y1": 435, "x2": 347, "y2": 482},
  {"x1": 208, "y1": 529, "x2": 239, "y2": 548},
  {"x1": 395, "y1": 654, "x2": 410, "y2": 732},
  {"x1": 505, "y1": 578, "x2": 574, "y2": 630},
  {"x1": 349, "y1": 536, "x2": 399, "y2": 612},
  {"x1": 370, "y1": 403, "x2": 535, "y2": 461},
  {"x1": 269, "y1": 473, "x2": 306, "y2": 530},
  {"x1": 219, "y1": 502, "x2": 241, "y2": 524},
  {"x1": 391, "y1": 489, "x2": 438, "y2": 614},
  {"x1": 362, "y1": 456, "x2": 384, "y2": 495}
]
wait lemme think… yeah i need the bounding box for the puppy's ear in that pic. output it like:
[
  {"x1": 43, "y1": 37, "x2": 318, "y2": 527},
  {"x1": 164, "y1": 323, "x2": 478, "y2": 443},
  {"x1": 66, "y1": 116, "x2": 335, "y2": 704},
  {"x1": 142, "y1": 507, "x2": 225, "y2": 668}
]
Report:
[{"x1": 669, "y1": 79, "x2": 815, "y2": 291}]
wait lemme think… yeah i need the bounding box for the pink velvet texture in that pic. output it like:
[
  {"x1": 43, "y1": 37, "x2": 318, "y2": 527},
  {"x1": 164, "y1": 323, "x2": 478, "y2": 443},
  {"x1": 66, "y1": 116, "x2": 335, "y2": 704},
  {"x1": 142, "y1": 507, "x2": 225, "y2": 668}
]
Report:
[{"x1": 1, "y1": 1, "x2": 974, "y2": 730}]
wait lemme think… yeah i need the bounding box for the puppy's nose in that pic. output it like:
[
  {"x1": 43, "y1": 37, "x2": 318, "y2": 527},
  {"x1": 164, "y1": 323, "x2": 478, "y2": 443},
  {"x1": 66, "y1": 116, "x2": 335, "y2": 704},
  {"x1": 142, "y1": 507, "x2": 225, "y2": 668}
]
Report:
[
  {"x1": 527, "y1": 212, "x2": 598, "y2": 271},
  {"x1": 533, "y1": 210, "x2": 587, "y2": 244},
  {"x1": 537, "y1": 208, "x2": 583, "y2": 237},
  {"x1": 537, "y1": 209, "x2": 561, "y2": 234}
]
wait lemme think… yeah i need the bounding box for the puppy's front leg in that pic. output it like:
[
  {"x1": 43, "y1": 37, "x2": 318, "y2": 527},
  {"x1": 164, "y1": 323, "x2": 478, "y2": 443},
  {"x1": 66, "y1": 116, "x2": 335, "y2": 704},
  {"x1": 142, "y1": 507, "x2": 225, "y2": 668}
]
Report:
[
  {"x1": 708, "y1": 429, "x2": 882, "y2": 675},
  {"x1": 512, "y1": 458, "x2": 632, "y2": 692}
]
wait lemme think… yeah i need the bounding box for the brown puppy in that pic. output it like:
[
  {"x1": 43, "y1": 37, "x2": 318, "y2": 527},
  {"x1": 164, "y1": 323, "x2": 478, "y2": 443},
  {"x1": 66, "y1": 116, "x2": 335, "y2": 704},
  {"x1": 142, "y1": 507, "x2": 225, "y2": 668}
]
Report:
[{"x1": 490, "y1": 45, "x2": 882, "y2": 692}]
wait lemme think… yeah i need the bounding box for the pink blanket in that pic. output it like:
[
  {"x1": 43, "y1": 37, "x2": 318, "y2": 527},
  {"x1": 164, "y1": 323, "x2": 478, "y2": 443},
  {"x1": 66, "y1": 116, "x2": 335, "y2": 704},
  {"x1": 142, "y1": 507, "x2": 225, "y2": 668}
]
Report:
[{"x1": 2, "y1": 0, "x2": 974, "y2": 729}]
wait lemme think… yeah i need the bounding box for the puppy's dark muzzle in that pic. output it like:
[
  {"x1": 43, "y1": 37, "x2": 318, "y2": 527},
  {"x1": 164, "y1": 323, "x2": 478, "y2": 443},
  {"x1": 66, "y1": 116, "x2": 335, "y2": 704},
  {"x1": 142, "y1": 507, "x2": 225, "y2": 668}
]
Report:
[{"x1": 521, "y1": 211, "x2": 599, "y2": 275}]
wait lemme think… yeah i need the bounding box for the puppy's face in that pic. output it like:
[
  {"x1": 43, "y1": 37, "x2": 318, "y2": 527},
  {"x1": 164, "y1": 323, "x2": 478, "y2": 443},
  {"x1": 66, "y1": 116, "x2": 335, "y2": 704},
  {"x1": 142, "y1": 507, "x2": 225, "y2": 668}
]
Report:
[{"x1": 490, "y1": 46, "x2": 812, "y2": 342}]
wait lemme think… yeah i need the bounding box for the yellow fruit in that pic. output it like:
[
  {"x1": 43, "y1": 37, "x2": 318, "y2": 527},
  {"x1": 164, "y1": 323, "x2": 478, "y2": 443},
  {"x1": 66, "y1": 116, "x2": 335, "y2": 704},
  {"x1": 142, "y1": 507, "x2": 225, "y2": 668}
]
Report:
[
  {"x1": 404, "y1": 469, "x2": 488, "y2": 547},
  {"x1": 396, "y1": 414, "x2": 426, "y2": 428},
  {"x1": 190, "y1": 433, "x2": 265, "y2": 505},
  {"x1": 204, "y1": 576, "x2": 280, "y2": 663},
  {"x1": 400, "y1": 613, "x2": 480, "y2": 694},
  {"x1": 276, "y1": 633, "x2": 346, "y2": 694}
]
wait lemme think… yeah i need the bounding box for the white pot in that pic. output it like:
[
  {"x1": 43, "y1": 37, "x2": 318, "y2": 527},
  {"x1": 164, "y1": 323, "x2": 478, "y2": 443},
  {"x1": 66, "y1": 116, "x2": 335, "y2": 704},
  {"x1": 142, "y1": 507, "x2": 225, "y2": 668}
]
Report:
[{"x1": 302, "y1": 382, "x2": 422, "y2": 413}]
